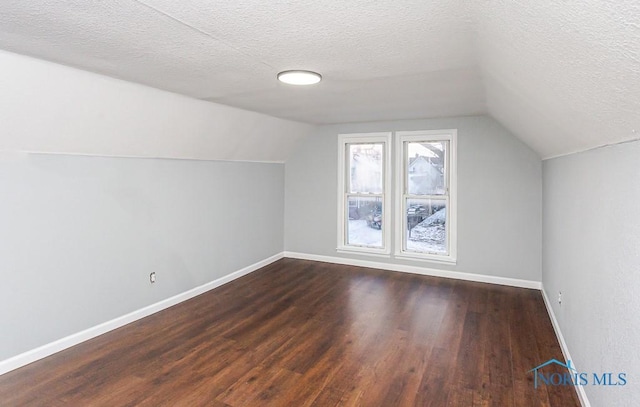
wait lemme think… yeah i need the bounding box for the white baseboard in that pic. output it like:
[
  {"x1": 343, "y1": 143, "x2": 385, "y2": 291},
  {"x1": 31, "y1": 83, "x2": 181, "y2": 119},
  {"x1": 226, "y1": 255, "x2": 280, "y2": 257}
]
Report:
[
  {"x1": 541, "y1": 285, "x2": 591, "y2": 407},
  {"x1": 0, "y1": 252, "x2": 284, "y2": 376},
  {"x1": 284, "y1": 251, "x2": 542, "y2": 289}
]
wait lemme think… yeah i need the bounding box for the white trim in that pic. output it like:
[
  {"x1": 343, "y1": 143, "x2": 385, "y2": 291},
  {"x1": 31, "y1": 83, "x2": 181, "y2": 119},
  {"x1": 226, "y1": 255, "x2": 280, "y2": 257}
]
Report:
[
  {"x1": 0, "y1": 150, "x2": 288, "y2": 164},
  {"x1": 394, "y1": 252, "x2": 458, "y2": 265},
  {"x1": 336, "y1": 249, "x2": 391, "y2": 258},
  {"x1": 394, "y1": 129, "x2": 457, "y2": 263},
  {"x1": 337, "y1": 132, "x2": 392, "y2": 255},
  {"x1": 284, "y1": 251, "x2": 541, "y2": 289},
  {"x1": 542, "y1": 136, "x2": 640, "y2": 161},
  {"x1": 0, "y1": 252, "x2": 284, "y2": 376},
  {"x1": 540, "y1": 285, "x2": 591, "y2": 407}
]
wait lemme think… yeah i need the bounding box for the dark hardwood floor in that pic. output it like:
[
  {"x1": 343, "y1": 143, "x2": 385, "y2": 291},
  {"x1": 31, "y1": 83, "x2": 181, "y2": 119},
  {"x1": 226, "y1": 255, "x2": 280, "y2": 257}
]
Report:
[{"x1": 0, "y1": 258, "x2": 580, "y2": 406}]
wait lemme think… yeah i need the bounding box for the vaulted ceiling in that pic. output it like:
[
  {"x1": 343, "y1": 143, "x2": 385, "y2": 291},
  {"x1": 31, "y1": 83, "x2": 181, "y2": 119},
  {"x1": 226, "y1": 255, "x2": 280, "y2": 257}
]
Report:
[{"x1": 1, "y1": 0, "x2": 638, "y2": 158}]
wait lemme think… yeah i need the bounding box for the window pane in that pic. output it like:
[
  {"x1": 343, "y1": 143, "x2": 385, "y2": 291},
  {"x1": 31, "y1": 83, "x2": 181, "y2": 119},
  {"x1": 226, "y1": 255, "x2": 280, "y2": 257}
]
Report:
[
  {"x1": 349, "y1": 144, "x2": 383, "y2": 194},
  {"x1": 347, "y1": 196, "x2": 383, "y2": 247},
  {"x1": 405, "y1": 198, "x2": 446, "y2": 253},
  {"x1": 406, "y1": 141, "x2": 446, "y2": 195}
]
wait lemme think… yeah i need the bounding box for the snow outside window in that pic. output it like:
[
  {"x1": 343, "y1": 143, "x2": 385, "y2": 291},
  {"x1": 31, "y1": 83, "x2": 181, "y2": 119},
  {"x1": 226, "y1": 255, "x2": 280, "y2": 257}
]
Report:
[
  {"x1": 337, "y1": 133, "x2": 392, "y2": 256},
  {"x1": 395, "y1": 130, "x2": 457, "y2": 263}
]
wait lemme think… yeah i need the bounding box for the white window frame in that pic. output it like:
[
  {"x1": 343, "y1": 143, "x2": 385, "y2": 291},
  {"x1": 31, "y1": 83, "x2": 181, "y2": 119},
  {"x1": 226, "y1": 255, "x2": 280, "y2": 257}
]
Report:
[
  {"x1": 395, "y1": 130, "x2": 457, "y2": 264},
  {"x1": 337, "y1": 132, "x2": 392, "y2": 256}
]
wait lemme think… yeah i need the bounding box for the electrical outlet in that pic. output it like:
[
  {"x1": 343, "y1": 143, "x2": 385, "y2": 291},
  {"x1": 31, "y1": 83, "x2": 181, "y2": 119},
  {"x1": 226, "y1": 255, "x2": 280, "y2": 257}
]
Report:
[
  {"x1": 558, "y1": 291, "x2": 562, "y2": 305},
  {"x1": 150, "y1": 272, "x2": 156, "y2": 283}
]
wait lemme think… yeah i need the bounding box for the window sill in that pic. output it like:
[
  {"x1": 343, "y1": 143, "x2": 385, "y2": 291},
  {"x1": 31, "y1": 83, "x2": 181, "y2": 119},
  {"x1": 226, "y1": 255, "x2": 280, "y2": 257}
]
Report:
[
  {"x1": 394, "y1": 252, "x2": 457, "y2": 265},
  {"x1": 336, "y1": 248, "x2": 391, "y2": 258}
]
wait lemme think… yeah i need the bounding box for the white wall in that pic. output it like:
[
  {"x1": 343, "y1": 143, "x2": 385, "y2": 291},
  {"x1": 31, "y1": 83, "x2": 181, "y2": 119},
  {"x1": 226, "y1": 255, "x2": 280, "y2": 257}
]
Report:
[
  {"x1": 0, "y1": 152, "x2": 285, "y2": 361},
  {"x1": 0, "y1": 50, "x2": 312, "y2": 163},
  {"x1": 285, "y1": 115, "x2": 542, "y2": 282},
  {"x1": 0, "y1": 50, "x2": 307, "y2": 363},
  {"x1": 543, "y1": 140, "x2": 640, "y2": 406}
]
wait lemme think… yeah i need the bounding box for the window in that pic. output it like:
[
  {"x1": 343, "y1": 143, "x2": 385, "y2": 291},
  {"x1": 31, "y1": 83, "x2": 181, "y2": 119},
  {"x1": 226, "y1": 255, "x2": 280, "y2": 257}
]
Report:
[
  {"x1": 337, "y1": 133, "x2": 391, "y2": 255},
  {"x1": 337, "y1": 130, "x2": 456, "y2": 263},
  {"x1": 395, "y1": 130, "x2": 457, "y2": 263}
]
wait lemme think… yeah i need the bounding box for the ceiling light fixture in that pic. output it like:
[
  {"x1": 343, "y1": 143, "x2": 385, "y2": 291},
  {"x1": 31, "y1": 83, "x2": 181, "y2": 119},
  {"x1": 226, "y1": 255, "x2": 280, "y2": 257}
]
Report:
[{"x1": 277, "y1": 70, "x2": 322, "y2": 85}]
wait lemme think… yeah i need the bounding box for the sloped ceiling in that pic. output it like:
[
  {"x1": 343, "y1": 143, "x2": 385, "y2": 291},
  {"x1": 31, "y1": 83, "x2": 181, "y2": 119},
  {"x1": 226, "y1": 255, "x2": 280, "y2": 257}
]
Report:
[
  {"x1": 475, "y1": 0, "x2": 640, "y2": 158},
  {"x1": 0, "y1": 0, "x2": 638, "y2": 158}
]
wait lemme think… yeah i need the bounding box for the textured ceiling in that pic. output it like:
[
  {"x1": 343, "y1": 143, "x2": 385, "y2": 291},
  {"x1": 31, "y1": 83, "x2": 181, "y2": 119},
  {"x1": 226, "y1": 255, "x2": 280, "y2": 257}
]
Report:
[
  {"x1": 475, "y1": 0, "x2": 640, "y2": 158},
  {"x1": 0, "y1": 0, "x2": 638, "y2": 158}
]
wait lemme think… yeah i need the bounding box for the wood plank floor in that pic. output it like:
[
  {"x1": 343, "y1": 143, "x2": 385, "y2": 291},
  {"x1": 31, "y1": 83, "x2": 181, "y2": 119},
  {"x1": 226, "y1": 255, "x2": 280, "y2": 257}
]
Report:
[{"x1": 0, "y1": 258, "x2": 580, "y2": 406}]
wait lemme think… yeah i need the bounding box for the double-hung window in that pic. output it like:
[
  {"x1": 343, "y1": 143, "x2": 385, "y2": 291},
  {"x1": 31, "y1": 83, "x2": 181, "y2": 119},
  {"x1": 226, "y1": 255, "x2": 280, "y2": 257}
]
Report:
[
  {"x1": 395, "y1": 130, "x2": 457, "y2": 263},
  {"x1": 337, "y1": 130, "x2": 456, "y2": 263},
  {"x1": 337, "y1": 133, "x2": 391, "y2": 255}
]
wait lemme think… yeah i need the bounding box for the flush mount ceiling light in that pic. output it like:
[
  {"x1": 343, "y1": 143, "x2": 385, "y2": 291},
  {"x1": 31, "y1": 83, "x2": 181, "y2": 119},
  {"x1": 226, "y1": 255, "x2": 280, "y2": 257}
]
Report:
[{"x1": 277, "y1": 70, "x2": 322, "y2": 85}]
